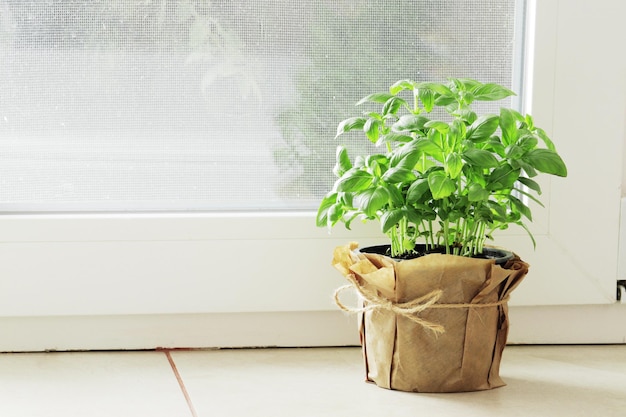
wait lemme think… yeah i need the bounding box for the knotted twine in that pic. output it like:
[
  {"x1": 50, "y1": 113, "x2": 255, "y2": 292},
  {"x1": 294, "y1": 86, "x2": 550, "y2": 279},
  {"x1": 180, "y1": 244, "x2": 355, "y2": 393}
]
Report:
[{"x1": 334, "y1": 273, "x2": 511, "y2": 335}]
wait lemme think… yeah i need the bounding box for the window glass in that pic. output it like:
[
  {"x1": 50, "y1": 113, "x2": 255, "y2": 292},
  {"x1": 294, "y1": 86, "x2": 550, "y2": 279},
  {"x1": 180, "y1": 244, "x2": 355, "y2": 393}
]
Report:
[{"x1": 0, "y1": 0, "x2": 524, "y2": 211}]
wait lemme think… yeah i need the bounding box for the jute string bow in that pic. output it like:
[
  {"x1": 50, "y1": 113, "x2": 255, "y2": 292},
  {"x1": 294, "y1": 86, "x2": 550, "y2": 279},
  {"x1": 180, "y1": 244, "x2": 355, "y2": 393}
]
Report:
[{"x1": 334, "y1": 273, "x2": 510, "y2": 335}]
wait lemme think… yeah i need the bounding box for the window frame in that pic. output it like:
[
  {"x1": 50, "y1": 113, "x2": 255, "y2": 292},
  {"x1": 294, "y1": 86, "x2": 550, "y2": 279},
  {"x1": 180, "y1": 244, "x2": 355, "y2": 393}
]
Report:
[{"x1": 1, "y1": 0, "x2": 625, "y2": 349}]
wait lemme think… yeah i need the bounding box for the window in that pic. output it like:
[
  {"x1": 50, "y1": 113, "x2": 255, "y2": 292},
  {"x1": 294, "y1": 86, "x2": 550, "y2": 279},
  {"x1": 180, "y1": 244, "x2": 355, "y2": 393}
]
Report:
[
  {"x1": 3, "y1": 0, "x2": 624, "y2": 349},
  {"x1": 0, "y1": 0, "x2": 525, "y2": 212}
]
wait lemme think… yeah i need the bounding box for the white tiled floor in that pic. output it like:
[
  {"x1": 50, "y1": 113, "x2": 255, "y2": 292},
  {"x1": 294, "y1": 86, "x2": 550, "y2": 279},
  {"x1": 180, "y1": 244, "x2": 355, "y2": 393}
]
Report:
[{"x1": 0, "y1": 345, "x2": 625, "y2": 417}]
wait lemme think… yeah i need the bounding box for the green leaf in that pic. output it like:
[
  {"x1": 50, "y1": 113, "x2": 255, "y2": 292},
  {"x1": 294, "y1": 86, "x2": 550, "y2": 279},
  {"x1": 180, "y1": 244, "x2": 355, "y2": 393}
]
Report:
[
  {"x1": 487, "y1": 163, "x2": 520, "y2": 190},
  {"x1": 510, "y1": 195, "x2": 532, "y2": 220},
  {"x1": 336, "y1": 117, "x2": 366, "y2": 138},
  {"x1": 435, "y1": 95, "x2": 456, "y2": 107},
  {"x1": 390, "y1": 145, "x2": 421, "y2": 170},
  {"x1": 506, "y1": 144, "x2": 525, "y2": 160},
  {"x1": 485, "y1": 200, "x2": 507, "y2": 219},
  {"x1": 381, "y1": 167, "x2": 417, "y2": 183},
  {"x1": 485, "y1": 138, "x2": 507, "y2": 158},
  {"x1": 327, "y1": 203, "x2": 344, "y2": 225},
  {"x1": 354, "y1": 187, "x2": 389, "y2": 217},
  {"x1": 419, "y1": 88, "x2": 435, "y2": 112},
  {"x1": 405, "y1": 206, "x2": 426, "y2": 224},
  {"x1": 428, "y1": 129, "x2": 445, "y2": 152},
  {"x1": 468, "y1": 183, "x2": 490, "y2": 201},
  {"x1": 517, "y1": 134, "x2": 539, "y2": 151},
  {"x1": 518, "y1": 221, "x2": 537, "y2": 249},
  {"x1": 424, "y1": 120, "x2": 450, "y2": 133},
  {"x1": 455, "y1": 109, "x2": 477, "y2": 125},
  {"x1": 517, "y1": 176, "x2": 542, "y2": 194},
  {"x1": 462, "y1": 148, "x2": 500, "y2": 168},
  {"x1": 341, "y1": 211, "x2": 362, "y2": 231},
  {"x1": 332, "y1": 146, "x2": 352, "y2": 177},
  {"x1": 387, "y1": 185, "x2": 405, "y2": 206},
  {"x1": 364, "y1": 154, "x2": 388, "y2": 178},
  {"x1": 381, "y1": 209, "x2": 405, "y2": 233},
  {"x1": 534, "y1": 127, "x2": 557, "y2": 151},
  {"x1": 428, "y1": 170, "x2": 456, "y2": 199},
  {"x1": 406, "y1": 179, "x2": 431, "y2": 203},
  {"x1": 499, "y1": 108, "x2": 518, "y2": 146},
  {"x1": 315, "y1": 193, "x2": 338, "y2": 227},
  {"x1": 338, "y1": 191, "x2": 353, "y2": 207},
  {"x1": 392, "y1": 114, "x2": 429, "y2": 132},
  {"x1": 414, "y1": 138, "x2": 443, "y2": 160},
  {"x1": 463, "y1": 165, "x2": 487, "y2": 187},
  {"x1": 356, "y1": 92, "x2": 394, "y2": 106},
  {"x1": 517, "y1": 160, "x2": 538, "y2": 177},
  {"x1": 524, "y1": 149, "x2": 568, "y2": 177},
  {"x1": 415, "y1": 156, "x2": 436, "y2": 173},
  {"x1": 453, "y1": 78, "x2": 482, "y2": 91},
  {"x1": 466, "y1": 114, "x2": 500, "y2": 142},
  {"x1": 389, "y1": 79, "x2": 416, "y2": 95},
  {"x1": 421, "y1": 82, "x2": 454, "y2": 97},
  {"x1": 513, "y1": 187, "x2": 545, "y2": 207},
  {"x1": 335, "y1": 170, "x2": 374, "y2": 192},
  {"x1": 445, "y1": 153, "x2": 463, "y2": 179},
  {"x1": 363, "y1": 118, "x2": 380, "y2": 143},
  {"x1": 378, "y1": 132, "x2": 414, "y2": 146},
  {"x1": 354, "y1": 155, "x2": 366, "y2": 168},
  {"x1": 382, "y1": 96, "x2": 407, "y2": 115},
  {"x1": 472, "y1": 83, "x2": 516, "y2": 101},
  {"x1": 365, "y1": 154, "x2": 389, "y2": 167},
  {"x1": 448, "y1": 120, "x2": 465, "y2": 149},
  {"x1": 473, "y1": 207, "x2": 494, "y2": 226}
]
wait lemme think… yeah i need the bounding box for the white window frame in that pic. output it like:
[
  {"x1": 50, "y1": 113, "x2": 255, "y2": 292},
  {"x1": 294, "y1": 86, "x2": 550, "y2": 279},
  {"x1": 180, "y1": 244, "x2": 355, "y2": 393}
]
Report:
[{"x1": 0, "y1": 0, "x2": 625, "y2": 350}]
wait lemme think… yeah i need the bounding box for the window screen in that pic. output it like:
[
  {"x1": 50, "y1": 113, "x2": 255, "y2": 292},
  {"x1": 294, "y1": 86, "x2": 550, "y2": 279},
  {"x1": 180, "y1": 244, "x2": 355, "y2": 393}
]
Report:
[{"x1": 0, "y1": 0, "x2": 525, "y2": 212}]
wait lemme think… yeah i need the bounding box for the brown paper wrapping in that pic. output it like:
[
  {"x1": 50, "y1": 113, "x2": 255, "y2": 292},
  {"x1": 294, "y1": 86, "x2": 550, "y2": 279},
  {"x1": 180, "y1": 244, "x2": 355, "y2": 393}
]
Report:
[{"x1": 333, "y1": 242, "x2": 529, "y2": 393}]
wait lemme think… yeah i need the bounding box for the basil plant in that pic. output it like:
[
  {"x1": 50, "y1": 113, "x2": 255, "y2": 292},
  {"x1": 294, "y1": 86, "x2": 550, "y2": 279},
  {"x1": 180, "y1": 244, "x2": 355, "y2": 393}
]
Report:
[{"x1": 316, "y1": 78, "x2": 567, "y2": 258}]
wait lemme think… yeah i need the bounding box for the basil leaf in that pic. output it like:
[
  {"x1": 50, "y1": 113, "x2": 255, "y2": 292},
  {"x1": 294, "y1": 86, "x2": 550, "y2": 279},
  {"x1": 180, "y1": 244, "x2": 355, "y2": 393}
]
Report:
[
  {"x1": 524, "y1": 149, "x2": 568, "y2": 177},
  {"x1": 428, "y1": 170, "x2": 456, "y2": 199}
]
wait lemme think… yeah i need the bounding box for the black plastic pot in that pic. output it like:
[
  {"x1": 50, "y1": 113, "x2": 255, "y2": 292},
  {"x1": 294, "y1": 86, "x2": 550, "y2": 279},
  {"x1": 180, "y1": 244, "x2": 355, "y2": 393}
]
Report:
[{"x1": 359, "y1": 244, "x2": 514, "y2": 265}]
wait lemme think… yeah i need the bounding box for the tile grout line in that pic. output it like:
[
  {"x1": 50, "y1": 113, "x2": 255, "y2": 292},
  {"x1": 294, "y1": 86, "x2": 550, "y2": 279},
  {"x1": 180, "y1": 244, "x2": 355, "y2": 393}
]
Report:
[{"x1": 162, "y1": 350, "x2": 199, "y2": 417}]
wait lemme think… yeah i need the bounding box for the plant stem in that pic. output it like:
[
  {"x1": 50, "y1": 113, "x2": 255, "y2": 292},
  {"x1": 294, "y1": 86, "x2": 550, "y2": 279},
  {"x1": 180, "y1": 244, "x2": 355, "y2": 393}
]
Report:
[
  {"x1": 460, "y1": 218, "x2": 470, "y2": 256},
  {"x1": 443, "y1": 220, "x2": 450, "y2": 254},
  {"x1": 476, "y1": 222, "x2": 486, "y2": 255},
  {"x1": 389, "y1": 227, "x2": 399, "y2": 257},
  {"x1": 470, "y1": 220, "x2": 479, "y2": 255},
  {"x1": 400, "y1": 217, "x2": 407, "y2": 253}
]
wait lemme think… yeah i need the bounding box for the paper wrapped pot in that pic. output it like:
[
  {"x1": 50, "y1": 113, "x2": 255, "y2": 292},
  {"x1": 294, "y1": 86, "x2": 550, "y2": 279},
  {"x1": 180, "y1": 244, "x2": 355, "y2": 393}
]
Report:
[{"x1": 333, "y1": 242, "x2": 530, "y2": 393}]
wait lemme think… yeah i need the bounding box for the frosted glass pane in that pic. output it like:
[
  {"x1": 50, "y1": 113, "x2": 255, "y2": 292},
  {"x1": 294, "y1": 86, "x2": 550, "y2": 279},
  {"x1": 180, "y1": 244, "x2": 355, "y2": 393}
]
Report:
[{"x1": 0, "y1": 0, "x2": 523, "y2": 211}]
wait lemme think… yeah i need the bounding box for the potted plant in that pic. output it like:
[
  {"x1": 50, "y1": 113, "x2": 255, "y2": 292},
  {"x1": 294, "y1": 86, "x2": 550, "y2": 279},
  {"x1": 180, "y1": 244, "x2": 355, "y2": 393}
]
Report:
[{"x1": 316, "y1": 78, "x2": 567, "y2": 393}]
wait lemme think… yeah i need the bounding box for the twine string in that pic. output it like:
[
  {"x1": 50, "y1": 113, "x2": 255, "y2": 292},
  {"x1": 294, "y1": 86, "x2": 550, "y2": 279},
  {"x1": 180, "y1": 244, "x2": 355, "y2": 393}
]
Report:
[{"x1": 334, "y1": 273, "x2": 510, "y2": 335}]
